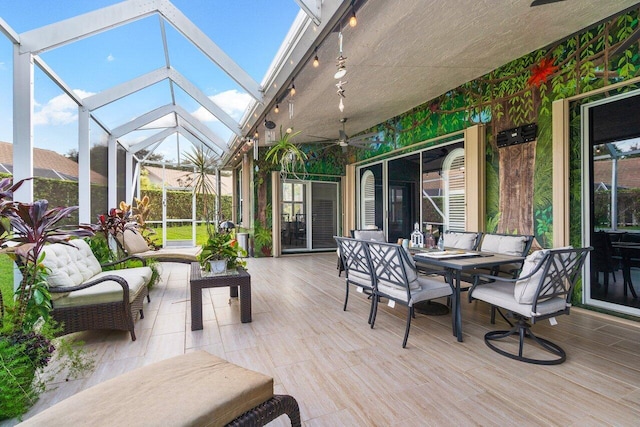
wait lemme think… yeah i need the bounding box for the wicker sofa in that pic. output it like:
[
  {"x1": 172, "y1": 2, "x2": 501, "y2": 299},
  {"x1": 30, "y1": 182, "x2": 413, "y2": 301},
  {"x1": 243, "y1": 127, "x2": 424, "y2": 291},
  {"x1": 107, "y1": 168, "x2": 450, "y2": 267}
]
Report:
[{"x1": 41, "y1": 239, "x2": 151, "y2": 341}]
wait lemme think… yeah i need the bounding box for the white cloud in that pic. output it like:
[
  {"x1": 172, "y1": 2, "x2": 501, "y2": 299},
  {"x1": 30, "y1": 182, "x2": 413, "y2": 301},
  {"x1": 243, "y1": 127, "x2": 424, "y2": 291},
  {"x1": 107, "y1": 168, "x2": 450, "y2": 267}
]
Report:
[
  {"x1": 192, "y1": 89, "x2": 252, "y2": 122},
  {"x1": 33, "y1": 89, "x2": 95, "y2": 126},
  {"x1": 107, "y1": 54, "x2": 115, "y2": 62}
]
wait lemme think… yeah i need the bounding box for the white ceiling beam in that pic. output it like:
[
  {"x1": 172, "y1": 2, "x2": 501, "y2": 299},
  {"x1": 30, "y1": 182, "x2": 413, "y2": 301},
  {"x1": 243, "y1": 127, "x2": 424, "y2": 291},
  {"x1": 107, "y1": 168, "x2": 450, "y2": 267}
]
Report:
[
  {"x1": 129, "y1": 126, "x2": 177, "y2": 153},
  {"x1": 18, "y1": 0, "x2": 161, "y2": 54},
  {"x1": 110, "y1": 103, "x2": 227, "y2": 153},
  {"x1": 168, "y1": 68, "x2": 242, "y2": 136},
  {"x1": 83, "y1": 67, "x2": 169, "y2": 111},
  {"x1": 156, "y1": 1, "x2": 263, "y2": 102},
  {"x1": 111, "y1": 104, "x2": 175, "y2": 139},
  {"x1": 176, "y1": 125, "x2": 221, "y2": 157},
  {"x1": 172, "y1": 105, "x2": 228, "y2": 152},
  {"x1": 82, "y1": 66, "x2": 242, "y2": 136},
  {"x1": 294, "y1": 0, "x2": 321, "y2": 25},
  {"x1": 33, "y1": 55, "x2": 83, "y2": 106},
  {"x1": 0, "y1": 16, "x2": 19, "y2": 43}
]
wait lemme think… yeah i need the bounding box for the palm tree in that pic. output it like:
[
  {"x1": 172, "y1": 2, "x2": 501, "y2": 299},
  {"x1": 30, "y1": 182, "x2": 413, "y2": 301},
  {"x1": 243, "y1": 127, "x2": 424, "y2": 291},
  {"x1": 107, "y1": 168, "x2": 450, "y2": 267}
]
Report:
[{"x1": 182, "y1": 146, "x2": 217, "y2": 221}]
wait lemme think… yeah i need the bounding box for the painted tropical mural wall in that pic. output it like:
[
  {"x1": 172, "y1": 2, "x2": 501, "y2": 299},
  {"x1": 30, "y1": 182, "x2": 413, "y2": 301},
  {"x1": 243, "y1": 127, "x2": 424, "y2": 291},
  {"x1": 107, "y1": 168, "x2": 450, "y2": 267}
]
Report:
[{"x1": 254, "y1": 7, "x2": 640, "y2": 253}]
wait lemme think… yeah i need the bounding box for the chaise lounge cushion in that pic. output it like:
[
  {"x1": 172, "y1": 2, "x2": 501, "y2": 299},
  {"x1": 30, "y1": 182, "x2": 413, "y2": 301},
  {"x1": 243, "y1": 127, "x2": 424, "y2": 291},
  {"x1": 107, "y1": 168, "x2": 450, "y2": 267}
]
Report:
[
  {"x1": 18, "y1": 350, "x2": 274, "y2": 427},
  {"x1": 118, "y1": 229, "x2": 202, "y2": 262}
]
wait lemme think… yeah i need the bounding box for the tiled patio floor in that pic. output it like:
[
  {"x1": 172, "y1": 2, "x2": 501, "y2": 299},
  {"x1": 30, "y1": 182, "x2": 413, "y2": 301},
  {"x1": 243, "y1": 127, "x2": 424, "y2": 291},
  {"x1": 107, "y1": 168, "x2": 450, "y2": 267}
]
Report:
[{"x1": 8, "y1": 253, "x2": 640, "y2": 426}]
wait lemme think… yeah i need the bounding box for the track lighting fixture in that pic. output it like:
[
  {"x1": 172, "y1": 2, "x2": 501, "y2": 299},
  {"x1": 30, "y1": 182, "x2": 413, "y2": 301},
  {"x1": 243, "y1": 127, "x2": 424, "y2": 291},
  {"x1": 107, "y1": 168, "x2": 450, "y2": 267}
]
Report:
[
  {"x1": 275, "y1": 104, "x2": 279, "y2": 113},
  {"x1": 290, "y1": 80, "x2": 296, "y2": 96},
  {"x1": 349, "y1": 7, "x2": 357, "y2": 27},
  {"x1": 313, "y1": 47, "x2": 319, "y2": 67}
]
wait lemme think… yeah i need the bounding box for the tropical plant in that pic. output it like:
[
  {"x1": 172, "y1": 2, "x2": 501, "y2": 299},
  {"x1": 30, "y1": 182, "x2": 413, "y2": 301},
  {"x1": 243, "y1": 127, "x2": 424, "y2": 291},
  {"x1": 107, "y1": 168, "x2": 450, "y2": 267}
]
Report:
[
  {"x1": 199, "y1": 223, "x2": 247, "y2": 271},
  {"x1": 264, "y1": 126, "x2": 307, "y2": 176},
  {"x1": 0, "y1": 178, "x2": 95, "y2": 419},
  {"x1": 132, "y1": 195, "x2": 158, "y2": 249},
  {"x1": 253, "y1": 221, "x2": 273, "y2": 257},
  {"x1": 182, "y1": 146, "x2": 217, "y2": 220}
]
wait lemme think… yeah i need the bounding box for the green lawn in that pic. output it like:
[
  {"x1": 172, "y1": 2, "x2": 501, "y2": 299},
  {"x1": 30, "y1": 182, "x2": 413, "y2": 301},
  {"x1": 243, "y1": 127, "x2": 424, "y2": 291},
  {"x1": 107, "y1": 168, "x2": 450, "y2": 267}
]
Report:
[
  {"x1": 147, "y1": 223, "x2": 211, "y2": 246},
  {"x1": 0, "y1": 254, "x2": 13, "y2": 309}
]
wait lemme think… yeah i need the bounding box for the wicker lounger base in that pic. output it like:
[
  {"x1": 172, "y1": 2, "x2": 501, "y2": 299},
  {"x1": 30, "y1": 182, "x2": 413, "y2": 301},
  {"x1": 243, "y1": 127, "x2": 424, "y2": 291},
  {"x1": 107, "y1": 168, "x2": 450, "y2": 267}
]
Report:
[
  {"x1": 226, "y1": 394, "x2": 301, "y2": 427},
  {"x1": 51, "y1": 285, "x2": 148, "y2": 341}
]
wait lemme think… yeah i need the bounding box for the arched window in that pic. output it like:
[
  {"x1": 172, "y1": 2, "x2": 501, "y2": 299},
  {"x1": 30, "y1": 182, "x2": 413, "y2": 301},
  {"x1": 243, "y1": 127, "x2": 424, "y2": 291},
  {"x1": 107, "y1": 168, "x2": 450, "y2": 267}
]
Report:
[
  {"x1": 443, "y1": 148, "x2": 465, "y2": 231},
  {"x1": 361, "y1": 170, "x2": 376, "y2": 228}
]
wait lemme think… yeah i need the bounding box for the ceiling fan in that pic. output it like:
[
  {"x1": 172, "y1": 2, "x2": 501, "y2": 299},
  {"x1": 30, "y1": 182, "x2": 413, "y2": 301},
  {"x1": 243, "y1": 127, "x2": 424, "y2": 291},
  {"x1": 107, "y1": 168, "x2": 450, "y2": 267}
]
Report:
[{"x1": 306, "y1": 118, "x2": 380, "y2": 150}]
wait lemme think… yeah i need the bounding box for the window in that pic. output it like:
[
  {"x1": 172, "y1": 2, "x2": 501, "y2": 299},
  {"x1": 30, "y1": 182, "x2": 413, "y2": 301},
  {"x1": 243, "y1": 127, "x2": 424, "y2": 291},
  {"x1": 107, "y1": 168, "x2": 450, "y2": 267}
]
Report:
[
  {"x1": 361, "y1": 170, "x2": 375, "y2": 228},
  {"x1": 443, "y1": 148, "x2": 466, "y2": 231}
]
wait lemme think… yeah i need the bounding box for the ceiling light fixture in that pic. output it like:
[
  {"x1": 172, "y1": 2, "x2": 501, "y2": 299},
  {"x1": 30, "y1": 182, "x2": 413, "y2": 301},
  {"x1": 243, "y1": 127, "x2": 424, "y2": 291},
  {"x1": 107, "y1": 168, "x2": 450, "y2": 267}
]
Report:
[
  {"x1": 313, "y1": 47, "x2": 319, "y2": 67},
  {"x1": 349, "y1": 1, "x2": 357, "y2": 27},
  {"x1": 290, "y1": 80, "x2": 296, "y2": 96},
  {"x1": 274, "y1": 104, "x2": 279, "y2": 113}
]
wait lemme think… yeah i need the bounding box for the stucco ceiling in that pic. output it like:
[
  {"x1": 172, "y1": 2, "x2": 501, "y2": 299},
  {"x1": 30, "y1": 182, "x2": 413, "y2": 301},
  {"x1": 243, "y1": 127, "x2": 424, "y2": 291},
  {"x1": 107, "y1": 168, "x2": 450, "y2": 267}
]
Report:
[{"x1": 249, "y1": 0, "x2": 640, "y2": 151}]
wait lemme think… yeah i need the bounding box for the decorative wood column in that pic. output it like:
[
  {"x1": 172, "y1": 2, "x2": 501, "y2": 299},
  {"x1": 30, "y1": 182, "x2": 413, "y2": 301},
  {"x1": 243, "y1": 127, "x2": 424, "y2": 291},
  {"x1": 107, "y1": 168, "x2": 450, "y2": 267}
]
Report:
[
  {"x1": 271, "y1": 171, "x2": 281, "y2": 257},
  {"x1": 464, "y1": 124, "x2": 486, "y2": 232},
  {"x1": 552, "y1": 99, "x2": 570, "y2": 247}
]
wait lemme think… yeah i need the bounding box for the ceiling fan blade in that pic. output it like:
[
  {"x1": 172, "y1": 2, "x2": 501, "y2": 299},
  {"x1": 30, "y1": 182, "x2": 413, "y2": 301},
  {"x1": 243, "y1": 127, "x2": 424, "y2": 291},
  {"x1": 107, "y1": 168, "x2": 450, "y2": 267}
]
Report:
[
  {"x1": 349, "y1": 132, "x2": 380, "y2": 142},
  {"x1": 530, "y1": 0, "x2": 565, "y2": 6},
  {"x1": 306, "y1": 134, "x2": 334, "y2": 141},
  {"x1": 298, "y1": 139, "x2": 338, "y2": 145}
]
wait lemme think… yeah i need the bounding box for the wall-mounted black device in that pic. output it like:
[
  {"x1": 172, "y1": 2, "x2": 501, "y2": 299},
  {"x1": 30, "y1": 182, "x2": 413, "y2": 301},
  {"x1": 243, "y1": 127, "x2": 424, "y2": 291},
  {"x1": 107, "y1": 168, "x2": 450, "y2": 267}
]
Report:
[{"x1": 496, "y1": 123, "x2": 538, "y2": 148}]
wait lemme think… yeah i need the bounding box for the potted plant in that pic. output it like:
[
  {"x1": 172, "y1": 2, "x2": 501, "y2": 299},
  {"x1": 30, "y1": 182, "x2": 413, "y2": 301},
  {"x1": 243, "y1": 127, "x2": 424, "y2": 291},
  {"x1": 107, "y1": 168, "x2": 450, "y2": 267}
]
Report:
[
  {"x1": 264, "y1": 126, "x2": 307, "y2": 176},
  {"x1": 199, "y1": 223, "x2": 247, "y2": 273}
]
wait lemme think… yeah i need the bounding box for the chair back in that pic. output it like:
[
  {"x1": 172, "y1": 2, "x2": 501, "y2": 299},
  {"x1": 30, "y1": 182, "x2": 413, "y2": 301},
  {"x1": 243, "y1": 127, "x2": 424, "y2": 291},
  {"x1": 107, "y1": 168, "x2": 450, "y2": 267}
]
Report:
[
  {"x1": 366, "y1": 241, "x2": 417, "y2": 301},
  {"x1": 529, "y1": 247, "x2": 591, "y2": 314},
  {"x1": 590, "y1": 231, "x2": 615, "y2": 273},
  {"x1": 351, "y1": 229, "x2": 386, "y2": 242},
  {"x1": 335, "y1": 237, "x2": 375, "y2": 287},
  {"x1": 443, "y1": 231, "x2": 482, "y2": 250}
]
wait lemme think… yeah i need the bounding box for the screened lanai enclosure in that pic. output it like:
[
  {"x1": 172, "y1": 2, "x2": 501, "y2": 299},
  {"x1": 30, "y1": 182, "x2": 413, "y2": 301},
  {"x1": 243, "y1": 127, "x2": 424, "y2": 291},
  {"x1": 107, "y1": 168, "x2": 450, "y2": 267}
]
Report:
[{"x1": 3, "y1": 0, "x2": 640, "y2": 321}]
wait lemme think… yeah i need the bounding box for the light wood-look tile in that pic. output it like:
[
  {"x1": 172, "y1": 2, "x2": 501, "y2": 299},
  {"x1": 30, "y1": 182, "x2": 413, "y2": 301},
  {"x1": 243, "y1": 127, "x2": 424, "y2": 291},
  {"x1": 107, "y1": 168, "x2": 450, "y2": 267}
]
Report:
[{"x1": 12, "y1": 256, "x2": 640, "y2": 426}]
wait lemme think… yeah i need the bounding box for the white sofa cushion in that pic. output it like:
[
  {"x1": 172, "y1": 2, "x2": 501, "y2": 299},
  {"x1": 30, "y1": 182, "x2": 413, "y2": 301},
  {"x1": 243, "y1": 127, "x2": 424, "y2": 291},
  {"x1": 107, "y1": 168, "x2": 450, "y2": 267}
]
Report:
[
  {"x1": 480, "y1": 234, "x2": 528, "y2": 256},
  {"x1": 444, "y1": 232, "x2": 477, "y2": 250},
  {"x1": 42, "y1": 239, "x2": 102, "y2": 287}
]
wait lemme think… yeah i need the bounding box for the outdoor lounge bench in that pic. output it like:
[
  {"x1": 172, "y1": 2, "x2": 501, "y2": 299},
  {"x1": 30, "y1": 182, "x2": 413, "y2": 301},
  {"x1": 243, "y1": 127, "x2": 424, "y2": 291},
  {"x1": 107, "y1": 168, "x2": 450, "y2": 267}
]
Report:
[
  {"x1": 41, "y1": 239, "x2": 151, "y2": 341},
  {"x1": 18, "y1": 350, "x2": 301, "y2": 427},
  {"x1": 117, "y1": 228, "x2": 202, "y2": 263}
]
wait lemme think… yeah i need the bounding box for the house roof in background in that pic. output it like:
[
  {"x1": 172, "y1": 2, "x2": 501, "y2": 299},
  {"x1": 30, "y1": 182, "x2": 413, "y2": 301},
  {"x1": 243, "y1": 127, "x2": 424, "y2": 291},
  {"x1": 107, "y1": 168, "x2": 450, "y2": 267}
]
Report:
[
  {"x1": 0, "y1": 141, "x2": 107, "y2": 185},
  {"x1": 143, "y1": 165, "x2": 231, "y2": 195},
  {"x1": 593, "y1": 156, "x2": 640, "y2": 189}
]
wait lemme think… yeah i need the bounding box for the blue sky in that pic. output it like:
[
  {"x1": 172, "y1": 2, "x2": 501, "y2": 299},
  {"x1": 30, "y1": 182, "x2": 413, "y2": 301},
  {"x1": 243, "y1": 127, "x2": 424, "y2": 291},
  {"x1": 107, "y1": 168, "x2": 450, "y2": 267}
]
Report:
[{"x1": 0, "y1": 1, "x2": 300, "y2": 161}]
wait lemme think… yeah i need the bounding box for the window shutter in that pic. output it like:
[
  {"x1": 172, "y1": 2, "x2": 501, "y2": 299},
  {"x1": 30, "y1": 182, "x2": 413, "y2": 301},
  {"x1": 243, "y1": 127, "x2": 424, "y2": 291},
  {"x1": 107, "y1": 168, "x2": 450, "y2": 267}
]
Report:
[
  {"x1": 444, "y1": 149, "x2": 465, "y2": 231},
  {"x1": 361, "y1": 171, "x2": 375, "y2": 228}
]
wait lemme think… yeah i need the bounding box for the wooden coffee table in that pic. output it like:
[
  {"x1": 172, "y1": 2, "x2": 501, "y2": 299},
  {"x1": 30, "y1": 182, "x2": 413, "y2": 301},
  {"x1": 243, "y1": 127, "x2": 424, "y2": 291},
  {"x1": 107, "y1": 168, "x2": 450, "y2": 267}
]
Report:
[{"x1": 190, "y1": 263, "x2": 252, "y2": 330}]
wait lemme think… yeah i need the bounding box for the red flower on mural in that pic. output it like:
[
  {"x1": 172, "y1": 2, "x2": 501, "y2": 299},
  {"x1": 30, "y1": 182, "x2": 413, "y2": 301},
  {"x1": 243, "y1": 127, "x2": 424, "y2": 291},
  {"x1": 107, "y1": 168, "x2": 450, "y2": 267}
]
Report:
[{"x1": 528, "y1": 58, "x2": 558, "y2": 87}]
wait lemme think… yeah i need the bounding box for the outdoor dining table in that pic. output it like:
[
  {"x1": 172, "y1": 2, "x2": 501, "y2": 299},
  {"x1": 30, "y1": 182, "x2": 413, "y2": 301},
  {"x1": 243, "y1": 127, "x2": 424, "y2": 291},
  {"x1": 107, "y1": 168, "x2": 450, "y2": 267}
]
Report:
[
  {"x1": 412, "y1": 249, "x2": 525, "y2": 342},
  {"x1": 611, "y1": 242, "x2": 640, "y2": 299}
]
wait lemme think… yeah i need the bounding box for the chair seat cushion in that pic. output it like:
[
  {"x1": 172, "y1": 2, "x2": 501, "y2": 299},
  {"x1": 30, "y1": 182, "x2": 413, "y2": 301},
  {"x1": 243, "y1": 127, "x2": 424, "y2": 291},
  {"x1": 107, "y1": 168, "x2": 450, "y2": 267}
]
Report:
[
  {"x1": 348, "y1": 269, "x2": 373, "y2": 288},
  {"x1": 472, "y1": 279, "x2": 567, "y2": 318},
  {"x1": 377, "y1": 275, "x2": 452, "y2": 305},
  {"x1": 52, "y1": 266, "x2": 152, "y2": 308},
  {"x1": 18, "y1": 350, "x2": 274, "y2": 427}
]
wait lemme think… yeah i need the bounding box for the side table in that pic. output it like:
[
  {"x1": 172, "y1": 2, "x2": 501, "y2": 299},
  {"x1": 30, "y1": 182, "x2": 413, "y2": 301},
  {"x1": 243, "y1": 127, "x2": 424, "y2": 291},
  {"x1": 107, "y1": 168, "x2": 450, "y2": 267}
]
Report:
[{"x1": 190, "y1": 263, "x2": 252, "y2": 330}]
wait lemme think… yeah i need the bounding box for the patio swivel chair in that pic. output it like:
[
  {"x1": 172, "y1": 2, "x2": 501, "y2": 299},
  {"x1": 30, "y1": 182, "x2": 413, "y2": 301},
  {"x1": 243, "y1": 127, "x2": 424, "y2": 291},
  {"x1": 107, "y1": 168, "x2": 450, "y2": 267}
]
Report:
[
  {"x1": 335, "y1": 236, "x2": 376, "y2": 323},
  {"x1": 469, "y1": 246, "x2": 591, "y2": 365},
  {"x1": 366, "y1": 241, "x2": 453, "y2": 348}
]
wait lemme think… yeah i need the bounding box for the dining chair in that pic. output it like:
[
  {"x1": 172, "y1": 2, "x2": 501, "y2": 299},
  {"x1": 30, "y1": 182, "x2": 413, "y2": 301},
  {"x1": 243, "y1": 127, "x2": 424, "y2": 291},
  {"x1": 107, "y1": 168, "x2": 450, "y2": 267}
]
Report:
[
  {"x1": 366, "y1": 241, "x2": 453, "y2": 348},
  {"x1": 468, "y1": 246, "x2": 591, "y2": 364},
  {"x1": 591, "y1": 231, "x2": 618, "y2": 297},
  {"x1": 338, "y1": 228, "x2": 385, "y2": 276},
  {"x1": 334, "y1": 237, "x2": 376, "y2": 323}
]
